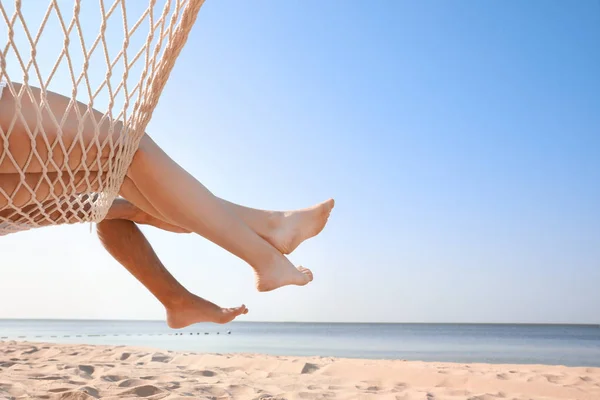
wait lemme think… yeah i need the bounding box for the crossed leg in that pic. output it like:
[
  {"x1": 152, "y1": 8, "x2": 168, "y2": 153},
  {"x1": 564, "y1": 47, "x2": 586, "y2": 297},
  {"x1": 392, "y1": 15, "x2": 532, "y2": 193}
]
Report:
[
  {"x1": 124, "y1": 135, "x2": 320, "y2": 292},
  {"x1": 1, "y1": 83, "x2": 335, "y2": 294},
  {"x1": 96, "y1": 194, "x2": 335, "y2": 327}
]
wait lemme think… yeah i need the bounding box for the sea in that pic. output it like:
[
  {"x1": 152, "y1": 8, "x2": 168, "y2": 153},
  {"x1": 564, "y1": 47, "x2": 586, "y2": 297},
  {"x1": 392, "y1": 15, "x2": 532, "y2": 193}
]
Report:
[{"x1": 1, "y1": 320, "x2": 599, "y2": 367}]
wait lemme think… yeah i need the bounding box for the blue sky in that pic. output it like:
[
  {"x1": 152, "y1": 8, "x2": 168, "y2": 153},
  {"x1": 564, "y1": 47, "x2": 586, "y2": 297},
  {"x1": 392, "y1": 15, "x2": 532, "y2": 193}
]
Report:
[{"x1": 1, "y1": 0, "x2": 599, "y2": 323}]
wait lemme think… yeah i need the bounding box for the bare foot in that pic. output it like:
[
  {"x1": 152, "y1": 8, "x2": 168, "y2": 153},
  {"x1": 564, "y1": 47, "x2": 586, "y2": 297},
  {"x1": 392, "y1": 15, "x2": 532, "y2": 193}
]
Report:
[
  {"x1": 166, "y1": 294, "x2": 248, "y2": 328},
  {"x1": 266, "y1": 198, "x2": 335, "y2": 254},
  {"x1": 254, "y1": 254, "x2": 314, "y2": 292}
]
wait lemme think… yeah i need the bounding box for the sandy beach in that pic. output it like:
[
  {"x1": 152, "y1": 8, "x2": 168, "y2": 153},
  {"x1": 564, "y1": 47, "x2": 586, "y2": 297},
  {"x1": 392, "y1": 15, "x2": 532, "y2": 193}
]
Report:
[{"x1": 0, "y1": 341, "x2": 598, "y2": 399}]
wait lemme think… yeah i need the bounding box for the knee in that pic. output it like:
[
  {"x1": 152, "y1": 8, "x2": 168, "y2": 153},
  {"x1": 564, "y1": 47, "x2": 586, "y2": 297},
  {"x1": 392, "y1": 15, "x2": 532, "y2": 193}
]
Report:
[
  {"x1": 135, "y1": 134, "x2": 160, "y2": 158},
  {"x1": 96, "y1": 218, "x2": 136, "y2": 244},
  {"x1": 103, "y1": 198, "x2": 132, "y2": 220},
  {"x1": 96, "y1": 218, "x2": 117, "y2": 235},
  {"x1": 97, "y1": 217, "x2": 127, "y2": 233},
  {"x1": 127, "y1": 134, "x2": 156, "y2": 177}
]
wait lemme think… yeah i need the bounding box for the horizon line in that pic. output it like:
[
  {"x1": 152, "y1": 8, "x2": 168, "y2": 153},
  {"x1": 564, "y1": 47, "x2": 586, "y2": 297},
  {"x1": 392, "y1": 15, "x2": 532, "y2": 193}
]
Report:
[{"x1": 0, "y1": 318, "x2": 598, "y2": 326}]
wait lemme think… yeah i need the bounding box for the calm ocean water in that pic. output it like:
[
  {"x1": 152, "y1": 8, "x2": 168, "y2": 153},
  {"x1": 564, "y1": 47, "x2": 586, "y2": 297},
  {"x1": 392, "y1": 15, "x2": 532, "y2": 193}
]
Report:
[{"x1": 1, "y1": 320, "x2": 599, "y2": 367}]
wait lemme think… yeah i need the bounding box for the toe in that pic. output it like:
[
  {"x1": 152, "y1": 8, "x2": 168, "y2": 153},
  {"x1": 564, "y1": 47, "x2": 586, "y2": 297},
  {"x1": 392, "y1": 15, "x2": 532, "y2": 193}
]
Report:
[
  {"x1": 324, "y1": 198, "x2": 335, "y2": 211},
  {"x1": 218, "y1": 306, "x2": 247, "y2": 324},
  {"x1": 306, "y1": 270, "x2": 314, "y2": 282},
  {"x1": 297, "y1": 267, "x2": 313, "y2": 283},
  {"x1": 234, "y1": 305, "x2": 247, "y2": 315}
]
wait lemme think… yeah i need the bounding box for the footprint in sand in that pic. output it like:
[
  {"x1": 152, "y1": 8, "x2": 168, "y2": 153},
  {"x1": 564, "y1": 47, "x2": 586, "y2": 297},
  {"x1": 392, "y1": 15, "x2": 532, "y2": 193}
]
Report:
[
  {"x1": 56, "y1": 390, "x2": 97, "y2": 399},
  {"x1": 23, "y1": 347, "x2": 39, "y2": 355},
  {"x1": 355, "y1": 383, "x2": 380, "y2": 393},
  {"x1": 48, "y1": 387, "x2": 72, "y2": 393},
  {"x1": 0, "y1": 362, "x2": 16, "y2": 368},
  {"x1": 543, "y1": 374, "x2": 563, "y2": 384},
  {"x1": 219, "y1": 367, "x2": 240, "y2": 373},
  {"x1": 150, "y1": 353, "x2": 171, "y2": 363},
  {"x1": 67, "y1": 380, "x2": 88, "y2": 386},
  {"x1": 119, "y1": 385, "x2": 164, "y2": 398},
  {"x1": 100, "y1": 375, "x2": 127, "y2": 383},
  {"x1": 77, "y1": 386, "x2": 99, "y2": 398},
  {"x1": 300, "y1": 363, "x2": 319, "y2": 374},
  {"x1": 222, "y1": 384, "x2": 256, "y2": 398},
  {"x1": 77, "y1": 365, "x2": 95, "y2": 377},
  {"x1": 118, "y1": 379, "x2": 149, "y2": 388},
  {"x1": 252, "y1": 395, "x2": 287, "y2": 400},
  {"x1": 32, "y1": 375, "x2": 66, "y2": 381},
  {"x1": 297, "y1": 392, "x2": 325, "y2": 399},
  {"x1": 465, "y1": 395, "x2": 505, "y2": 400},
  {"x1": 392, "y1": 383, "x2": 408, "y2": 392}
]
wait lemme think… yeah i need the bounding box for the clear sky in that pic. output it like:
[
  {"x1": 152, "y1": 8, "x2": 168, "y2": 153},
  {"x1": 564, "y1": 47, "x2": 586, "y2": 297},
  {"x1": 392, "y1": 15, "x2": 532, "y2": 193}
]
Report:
[{"x1": 1, "y1": 1, "x2": 599, "y2": 324}]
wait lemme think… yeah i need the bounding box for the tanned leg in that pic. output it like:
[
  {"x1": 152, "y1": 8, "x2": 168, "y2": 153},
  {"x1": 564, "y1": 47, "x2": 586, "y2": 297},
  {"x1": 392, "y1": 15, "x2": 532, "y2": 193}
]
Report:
[{"x1": 96, "y1": 218, "x2": 248, "y2": 327}]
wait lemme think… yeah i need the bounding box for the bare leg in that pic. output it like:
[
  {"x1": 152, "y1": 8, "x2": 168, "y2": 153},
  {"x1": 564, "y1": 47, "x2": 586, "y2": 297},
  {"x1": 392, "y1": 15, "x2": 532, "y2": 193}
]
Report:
[
  {"x1": 96, "y1": 218, "x2": 248, "y2": 327},
  {"x1": 0, "y1": 82, "x2": 121, "y2": 173},
  {"x1": 120, "y1": 174, "x2": 334, "y2": 254},
  {"x1": 1, "y1": 169, "x2": 333, "y2": 255},
  {"x1": 119, "y1": 175, "x2": 334, "y2": 254}
]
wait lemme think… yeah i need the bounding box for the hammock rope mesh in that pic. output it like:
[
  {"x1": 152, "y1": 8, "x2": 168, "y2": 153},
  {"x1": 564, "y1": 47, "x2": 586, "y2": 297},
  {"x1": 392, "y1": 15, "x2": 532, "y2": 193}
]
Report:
[{"x1": 0, "y1": 0, "x2": 204, "y2": 235}]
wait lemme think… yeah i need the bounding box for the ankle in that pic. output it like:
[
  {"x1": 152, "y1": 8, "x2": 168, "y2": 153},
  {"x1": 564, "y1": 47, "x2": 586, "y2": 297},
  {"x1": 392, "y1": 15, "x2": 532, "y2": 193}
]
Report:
[
  {"x1": 261, "y1": 212, "x2": 286, "y2": 245},
  {"x1": 265, "y1": 211, "x2": 283, "y2": 232},
  {"x1": 104, "y1": 198, "x2": 134, "y2": 220},
  {"x1": 162, "y1": 289, "x2": 193, "y2": 312},
  {"x1": 250, "y1": 250, "x2": 281, "y2": 275}
]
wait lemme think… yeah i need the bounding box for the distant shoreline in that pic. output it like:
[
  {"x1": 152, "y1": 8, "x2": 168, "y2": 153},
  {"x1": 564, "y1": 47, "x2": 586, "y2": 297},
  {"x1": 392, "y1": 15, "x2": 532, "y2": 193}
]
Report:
[
  {"x1": 1, "y1": 318, "x2": 598, "y2": 326},
  {"x1": 2, "y1": 320, "x2": 598, "y2": 367}
]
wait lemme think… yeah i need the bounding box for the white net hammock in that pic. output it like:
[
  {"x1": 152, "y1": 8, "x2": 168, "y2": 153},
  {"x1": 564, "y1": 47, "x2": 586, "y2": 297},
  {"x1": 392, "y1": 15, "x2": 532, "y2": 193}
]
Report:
[{"x1": 0, "y1": 0, "x2": 204, "y2": 236}]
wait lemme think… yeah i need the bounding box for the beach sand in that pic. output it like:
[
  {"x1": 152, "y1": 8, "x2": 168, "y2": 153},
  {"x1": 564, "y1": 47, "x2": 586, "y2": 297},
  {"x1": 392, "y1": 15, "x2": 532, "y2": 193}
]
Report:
[{"x1": 1, "y1": 341, "x2": 599, "y2": 399}]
